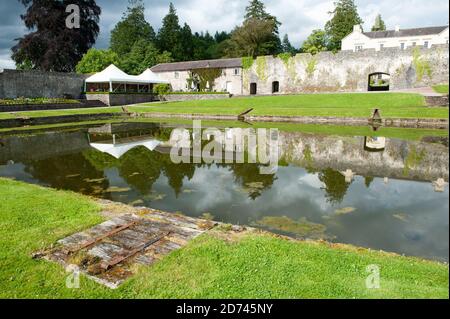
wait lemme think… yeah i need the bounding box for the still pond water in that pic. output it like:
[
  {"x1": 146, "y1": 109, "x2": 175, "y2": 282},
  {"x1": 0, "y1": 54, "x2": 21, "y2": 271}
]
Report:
[{"x1": 0, "y1": 121, "x2": 448, "y2": 261}]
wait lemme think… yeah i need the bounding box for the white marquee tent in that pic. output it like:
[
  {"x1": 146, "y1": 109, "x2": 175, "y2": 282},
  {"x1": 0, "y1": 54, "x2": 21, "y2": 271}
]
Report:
[{"x1": 85, "y1": 64, "x2": 169, "y2": 92}]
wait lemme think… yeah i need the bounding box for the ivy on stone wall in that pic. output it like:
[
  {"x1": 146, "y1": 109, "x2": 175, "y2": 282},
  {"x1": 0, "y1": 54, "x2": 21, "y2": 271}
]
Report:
[
  {"x1": 256, "y1": 56, "x2": 268, "y2": 81},
  {"x1": 278, "y1": 53, "x2": 297, "y2": 82},
  {"x1": 190, "y1": 68, "x2": 222, "y2": 91},
  {"x1": 305, "y1": 57, "x2": 317, "y2": 77},
  {"x1": 242, "y1": 57, "x2": 254, "y2": 70},
  {"x1": 412, "y1": 48, "x2": 432, "y2": 82}
]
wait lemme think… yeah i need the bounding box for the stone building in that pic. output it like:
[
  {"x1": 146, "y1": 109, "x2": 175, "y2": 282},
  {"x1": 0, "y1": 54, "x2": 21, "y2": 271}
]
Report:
[
  {"x1": 342, "y1": 25, "x2": 449, "y2": 52},
  {"x1": 151, "y1": 58, "x2": 243, "y2": 95}
]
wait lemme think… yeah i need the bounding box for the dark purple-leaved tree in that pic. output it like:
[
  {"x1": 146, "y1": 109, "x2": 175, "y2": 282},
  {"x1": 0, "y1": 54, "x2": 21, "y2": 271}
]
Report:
[{"x1": 12, "y1": 0, "x2": 101, "y2": 72}]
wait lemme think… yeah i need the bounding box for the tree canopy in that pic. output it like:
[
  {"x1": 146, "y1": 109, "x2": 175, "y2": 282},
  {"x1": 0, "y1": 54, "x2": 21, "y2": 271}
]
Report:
[
  {"x1": 281, "y1": 34, "x2": 297, "y2": 55},
  {"x1": 110, "y1": 0, "x2": 155, "y2": 57},
  {"x1": 157, "y1": 3, "x2": 183, "y2": 61},
  {"x1": 12, "y1": 0, "x2": 101, "y2": 72},
  {"x1": 76, "y1": 49, "x2": 119, "y2": 74},
  {"x1": 301, "y1": 29, "x2": 329, "y2": 55},
  {"x1": 325, "y1": 0, "x2": 363, "y2": 51},
  {"x1": 371, "y1": 14, "x2": 387, "y2": 32}
]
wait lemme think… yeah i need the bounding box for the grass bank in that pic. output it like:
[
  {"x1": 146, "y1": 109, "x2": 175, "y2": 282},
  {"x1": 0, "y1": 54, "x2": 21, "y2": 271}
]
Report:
[
  {"x1": 132, "y1": 93, "x2": 448, "y2": 119},
  {"x1": 0, "y1": 93, "x2": 448, "y2": 121},
  {"x1": 0, "y1": 178, "x2": 448, "y2": 299},
  {"x1": 433, "y1": 84, "x2": 449, "y2": 94}
]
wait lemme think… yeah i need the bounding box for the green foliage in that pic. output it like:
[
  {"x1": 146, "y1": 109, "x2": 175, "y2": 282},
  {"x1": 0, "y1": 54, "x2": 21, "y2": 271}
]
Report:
[
  {"x1": 120, "y1": 40, "x2": 173, "y2": 75},
  {"x1": 325, "y1": 0, "x2": 363, "y2": 51},
  {"x1": 76, "y1": 49, "x2": 120, "y2": 74},
  {"x1": 242, "y1": 56, "x2": 254, "y2": 70},
  {"x1": 371, "y1": 14, "x2": 386, "y2": 32},
  {"x1": 412, "y1": 48, "x2": 433, "y2": 82},
  {"x1": 0, "y1": 98, "x2": 79, "y2": 106},
  {"x1": 256, "y1": 56, "x2": 267, "y2": 81},
  {"x1": 281, "y1": 34, "x2": 297, "y2": 55},
  {"x1": 305, "y1": 57, "x2": 317, "y2": 76},
  {"x1": 157, "y1": 3, "x2": 183, "y2": 61},
  {"x1": 301, "y1": 29, "x2": 329, "y2": 55},
  {"x1": 190, "y1": 68, "x2": 223, "y2": 91},
  {"x1": 153, "y1": 84, "x2": 171, "y2": 96},
  {"x1": 278, "y1": 52, "x2": 292, "y2": 66},
  {"x1": 110, "y1": 0, "x2": 156, "y2": 57}
]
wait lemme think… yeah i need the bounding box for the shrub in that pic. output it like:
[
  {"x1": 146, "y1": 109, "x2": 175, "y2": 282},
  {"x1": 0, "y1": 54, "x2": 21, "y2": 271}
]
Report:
[{"x1": 153, "y1": 84, "x2": 171, "y2": 96}]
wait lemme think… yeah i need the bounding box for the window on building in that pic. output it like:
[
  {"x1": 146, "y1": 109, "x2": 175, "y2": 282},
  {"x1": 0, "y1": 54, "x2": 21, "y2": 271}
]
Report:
[
  {"x1": 234, "y1": 68, "x2": 240, "y2": 76},
  {"x1": 379, "y1": 44, "x2": 384, "y2": 50},
  {"x1": 355, "y1": 45, "x2": 363, "y2": 52},
  {"x1": 400, "y1": 43, "x2": 405, "y2": 50},
  {"x1": 175, "y1": 72, "x2": 179, "y2": 79},
  {"x1": 424, "y1": 41, "x2": 429, "y2": 48},
  {"x1": 412, "y1": 42, "x2": 416, "y2": 47}
]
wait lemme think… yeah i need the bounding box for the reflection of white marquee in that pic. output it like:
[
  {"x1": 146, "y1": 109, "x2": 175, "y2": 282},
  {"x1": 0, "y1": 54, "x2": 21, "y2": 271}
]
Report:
[
  {"x1": 365, "y1": 137, "x2": 386, "y2": 151},
  {"x1": 89, "y1": 138, "x2": 162, "y2": 159}
]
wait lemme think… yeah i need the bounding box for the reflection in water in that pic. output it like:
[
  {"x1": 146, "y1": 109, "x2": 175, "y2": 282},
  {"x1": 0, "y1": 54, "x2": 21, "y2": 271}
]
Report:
[{"x1": 0, "y1": 122, "x2": 448, "y2": 261}]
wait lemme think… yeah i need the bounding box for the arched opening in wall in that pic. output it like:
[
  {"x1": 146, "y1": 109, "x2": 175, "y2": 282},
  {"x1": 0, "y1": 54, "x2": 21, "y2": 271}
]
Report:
[
  {"x1": 368, "y1": 73, "x2": 390, "y2": 91},
  {"x1": 250, "y1": 83, "x2": 257, "y2": 95},
  {"x1": 272, "y1": 81, "x2": 280, "y2": 93}
]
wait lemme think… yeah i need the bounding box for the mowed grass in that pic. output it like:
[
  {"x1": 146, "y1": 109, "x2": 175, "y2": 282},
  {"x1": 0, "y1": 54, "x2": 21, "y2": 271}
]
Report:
[
  {"x1": 0, "y1": 93, "x2": 447, "y2": 120},
  {"x1": 131, "y1": 93, "x2": 448, "y2": 119},
  {"x1": 433, "y1": 84, "x2": 449, "y2": 94},
  {"x1": 0, "y1": 178, "x2": 448, "y2": 299}
]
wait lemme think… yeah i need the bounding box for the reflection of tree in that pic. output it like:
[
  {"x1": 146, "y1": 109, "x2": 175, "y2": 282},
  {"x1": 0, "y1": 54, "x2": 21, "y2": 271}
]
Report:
[
  {"x1": 318, "y1": 168, "x2": 351, "y2": 204},
  {"x1": 24, "y1": 153, "x2": 110, "y2": 198},
  {"x1": 364, "y1": 176, "x2": 374, "y2": 188},
  {"x1": 226, "y1": 163, "x2": 277, "y2": 200},
  {"x1": 83, "y1": 147, "x2": 195, "y2": 197}
]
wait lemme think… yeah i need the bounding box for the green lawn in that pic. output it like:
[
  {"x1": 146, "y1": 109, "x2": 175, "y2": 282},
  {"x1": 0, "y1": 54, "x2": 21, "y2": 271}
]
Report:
[
  {"x1": 0, "y1": 93, "x2": 448, "y2": 121},
  {"x1": 432, "y1": 84, "x2": 449, "y2": 94},
  {"x1": 0, "y1": 178, "x2": 448, "y2": 299},
  {"x1": 130, "y1": 93, "x2": 448, "y2": 119}
]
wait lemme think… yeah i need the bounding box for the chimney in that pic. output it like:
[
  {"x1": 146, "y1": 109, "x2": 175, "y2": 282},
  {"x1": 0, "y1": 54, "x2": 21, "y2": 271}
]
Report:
[
  {"x1": 353, "y1": 24, "x2": 362, "y2": 33},
  {"x1": 395, "y1": 25, "x2": 400, "y2": 32}
]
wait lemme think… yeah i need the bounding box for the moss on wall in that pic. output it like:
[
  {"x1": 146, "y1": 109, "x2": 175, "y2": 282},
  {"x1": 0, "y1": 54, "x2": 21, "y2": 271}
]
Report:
[
  {"x1": 412, "y1": 48, "x2": 433, "y2": 82},
  {"x1": 256, "y1": 56, "x2": 268, "y2": 81}
]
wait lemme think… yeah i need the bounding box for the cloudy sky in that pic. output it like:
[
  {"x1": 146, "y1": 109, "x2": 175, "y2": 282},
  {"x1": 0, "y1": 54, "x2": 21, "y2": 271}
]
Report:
[{"x1": 0, "y1": 0, "x2": 448, "y2": 69}]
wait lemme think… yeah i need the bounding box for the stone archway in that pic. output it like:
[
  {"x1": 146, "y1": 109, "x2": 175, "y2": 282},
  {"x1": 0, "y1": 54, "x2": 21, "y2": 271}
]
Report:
[{"x1": 368, "y1": 72, "x2": 390, "y2": 91}]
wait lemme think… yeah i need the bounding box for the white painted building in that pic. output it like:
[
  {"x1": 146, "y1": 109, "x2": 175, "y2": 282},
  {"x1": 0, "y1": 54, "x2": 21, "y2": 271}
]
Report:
[
  {"x1": 151, "y1": 58, "x2": 243, "y2": 95},
  {"x1": 342, "y1": 25, "x2": 449, "y2": 52}
]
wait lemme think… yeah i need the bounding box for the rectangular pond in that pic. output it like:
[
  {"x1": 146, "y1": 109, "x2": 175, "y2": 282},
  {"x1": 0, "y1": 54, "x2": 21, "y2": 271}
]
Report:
[{"x1": 0, "y1": 120, "x2": 448, "y2": 261}]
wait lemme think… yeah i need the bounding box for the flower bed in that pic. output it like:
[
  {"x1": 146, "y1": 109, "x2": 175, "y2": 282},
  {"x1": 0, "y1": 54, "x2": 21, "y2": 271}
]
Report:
[{"x1": 0, "y1": 98, "x2": 80, "y2": 106}]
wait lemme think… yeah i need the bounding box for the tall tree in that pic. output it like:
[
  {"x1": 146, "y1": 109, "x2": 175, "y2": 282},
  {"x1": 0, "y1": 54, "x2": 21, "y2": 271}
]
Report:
[
  {"x1": 244, "y1": 0, "x2": 281, "y2": 54},
  {"x1": 12, "y1": 0, "x2": 101, "y2": 72},
  {"x1": 325, "y1": 0, "x2": 363, "y2": 51},
  {"x1": 222, "y1": 18, "x2": 278, "y2": 57},
  {"x1": 157, "y1": 3, "x2": 183, "y2": 61},
  {"x1": 179, "y1": 23, "x2": 194, "y2": 61},
  {"x1": 110, "y1": 0, "x2": 155, "y2": 57},
  {"x1": 301, "y1": 29, "x2": 329, "y2": 55},
  {"x1": 371, "y1": 14, "x2": 387, "y2": 32},
  {"x1": 281, "y1": 34, "x2": 297, "y2": 55},
  {"x1": 120, "y1": 40, "x2": 172, "y2": 75}
]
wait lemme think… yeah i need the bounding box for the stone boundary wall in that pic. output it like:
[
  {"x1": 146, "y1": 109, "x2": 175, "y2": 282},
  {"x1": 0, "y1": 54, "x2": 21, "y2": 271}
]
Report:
[
  {"x1": 86, "y1": 93, "x2": 155, "y2": 106},
  {"x1": 161, "y1": 93, "x2": 231, "y2": 102},
  {"x1": 0, "y1": 69, "x2": 88, "y2": 99},
  {"x1": 243, "y1": 44, "x2": 449, "y2": 95}
]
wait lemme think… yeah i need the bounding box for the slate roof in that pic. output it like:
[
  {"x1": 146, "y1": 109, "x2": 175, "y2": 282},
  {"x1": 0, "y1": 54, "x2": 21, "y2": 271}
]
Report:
[
  {"x1": 363, "y1": 26, "x2": 448, "y2": 39},
  {"x1": 151, "y1": 58, "x2": 242, "y2": 72}
]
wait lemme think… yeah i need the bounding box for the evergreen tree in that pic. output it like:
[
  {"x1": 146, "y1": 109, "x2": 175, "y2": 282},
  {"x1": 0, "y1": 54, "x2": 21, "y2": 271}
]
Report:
[
  {"x1": 157, "y1": 3, "x2": 183, "y2": 61},
  {"x1": 179, "y1": 23, "x2": 194, "y2": 61},
  {"x1": 371, "y1": 14, "x2": 387, "y2": 32},
  {"x1": 281, "y1": 34, "x2": 297, "y2": 55},
  {"x1": 110, "y1": 0, "x2": 155, "y2": 57},
  {"x1": 325, "y1": 0, "x2": 363, "y2": 51},
  {"x1": 120, "y1": 40, "x2": 172, "y2": 75}
]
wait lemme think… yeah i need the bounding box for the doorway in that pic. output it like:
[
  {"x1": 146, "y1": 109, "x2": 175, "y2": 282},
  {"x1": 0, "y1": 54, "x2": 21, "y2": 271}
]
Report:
[{"x1": 250, "y1": 83, "x2": 257, "y2": 95}]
